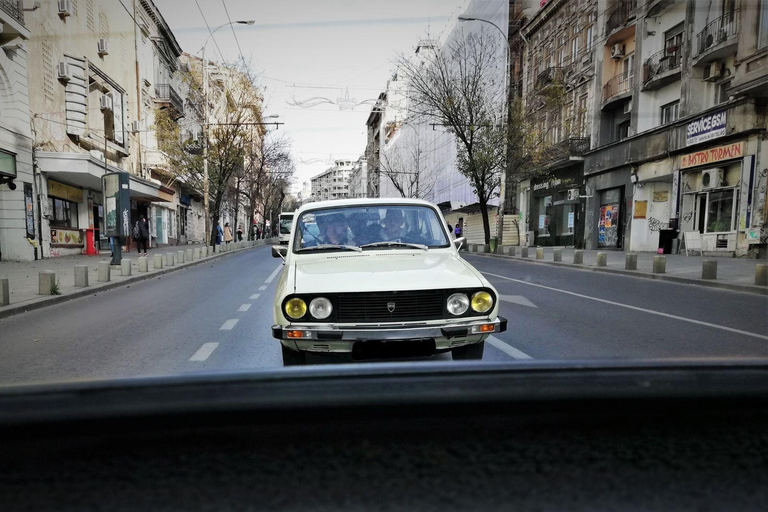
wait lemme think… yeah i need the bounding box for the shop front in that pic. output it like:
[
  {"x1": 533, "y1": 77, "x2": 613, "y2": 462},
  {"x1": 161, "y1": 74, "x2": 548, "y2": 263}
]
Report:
[
  {"x1": 584, "y1": 167, "x2": 633, "y2": 251},
  {"x1": 529, "y1": 167, "x2": 585, "y2": 248}
]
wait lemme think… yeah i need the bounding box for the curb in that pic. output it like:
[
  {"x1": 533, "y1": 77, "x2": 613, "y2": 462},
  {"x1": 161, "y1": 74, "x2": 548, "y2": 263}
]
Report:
[
  {"x1": 0, "y1": 240, "x2": 277, "y2": 321},
  {"x1": 465, "y1": 252, "x2": 768, "y2": 297}
]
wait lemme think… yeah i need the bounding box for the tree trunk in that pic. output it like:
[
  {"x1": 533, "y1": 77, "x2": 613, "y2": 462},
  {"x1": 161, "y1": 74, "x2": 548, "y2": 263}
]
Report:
[
  {"x1": 209, "y1": 194, "x2": 224, "y2": 247},
  {"x1": 479, "y1": 197, "x2": 491, "y2": 245}
]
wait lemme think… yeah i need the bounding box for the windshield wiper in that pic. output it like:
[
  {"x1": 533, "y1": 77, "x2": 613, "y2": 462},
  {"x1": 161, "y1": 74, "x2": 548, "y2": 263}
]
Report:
[
  {"x1": 297, "y1": 244, "x2": 362, "y2": 253},
  {"x1": 359, "y1": 241, "x2": 428, "y2": 251}
]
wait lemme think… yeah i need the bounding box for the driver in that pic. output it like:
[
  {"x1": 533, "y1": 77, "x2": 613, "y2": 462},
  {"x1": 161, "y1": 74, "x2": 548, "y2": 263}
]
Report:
[
  {"x1": 316, "y1": 212, "x2": 350, "y2": 245},
  {"x1": 381, "y1": 209, "x2": 405, "y2": 241}
]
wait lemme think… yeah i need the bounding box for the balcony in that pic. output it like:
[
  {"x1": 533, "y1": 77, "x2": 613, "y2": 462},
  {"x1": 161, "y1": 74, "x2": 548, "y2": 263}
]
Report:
[
  {"x1": 602, "y1": 71, "x2": 633, "y2": 107},
  {"x1": 694, "y1": 10, "x2": 739, "y2": 66},
  {"x1": 0, "y1": 0, "x2": 24, "y2": 26},
  {"x1": 642, "y1": 46, "x2": 683, "y2": 91},
  {"x1": 536, "y1": 67, "x2": 564, "y2": 91},
  {"x1": 154, "y1": 84, "x2": 184, "y2": 120},
  {"x1": 543, "y1": 137, "x2": 591, "y2": 170},
  {"x1": 606, "y1": 0, "x2": 637, "y2": 39}
]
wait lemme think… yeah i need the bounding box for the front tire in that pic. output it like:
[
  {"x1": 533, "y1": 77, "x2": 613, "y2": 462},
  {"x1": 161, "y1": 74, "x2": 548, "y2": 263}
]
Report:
[
  {"x1": 282, "y1": 344, "x2": 306, "y2": 366},
  {"x1": 451, "y1": 341, "x2": 485, "y2": 360}
]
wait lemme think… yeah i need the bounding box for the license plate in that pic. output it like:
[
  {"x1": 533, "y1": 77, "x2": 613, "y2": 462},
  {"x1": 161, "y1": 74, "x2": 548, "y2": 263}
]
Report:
[{"x1": 351, "y1": 338, "x2": 436, "y2": 360}]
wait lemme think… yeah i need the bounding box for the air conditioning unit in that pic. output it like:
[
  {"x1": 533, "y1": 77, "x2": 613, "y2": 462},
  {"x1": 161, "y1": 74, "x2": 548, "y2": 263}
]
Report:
[
  {"x1": 624, "y1": 99, "x2": 633, "y2": 114},
  {"x1": 703, "y1": 62, "x2": 723, "y2": 82},
  {"x1": 99, "y1": 94, "x2": 113, "y2": 112},
  {"x1": 57, "y1": 0, "x2": 72, "y2": 17},
  {"x1": 610, "y1": 43, "x2": 625, "y2": 59},
  {"x1": 97, "y1": 38, "x2": 109, "y2": 56},
  {"x1": 701, "y1": 168, "x2": 724, "y2": 190},
  {"x1": 131, "y1": 120, "x2": 141, "y2": 133},
  {"x1": 57, "y1": 61, "x2": 71, "y2": 82},
  {"x1": 567, "y1": 188, "x2": 580, "y2": 200}
]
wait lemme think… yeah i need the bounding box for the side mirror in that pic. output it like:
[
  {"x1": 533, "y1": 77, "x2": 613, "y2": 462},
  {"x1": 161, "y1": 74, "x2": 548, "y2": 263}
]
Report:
[
  {"x1": 272, "y1": 245, "x2": 287, "y2": 259},
  {"x1": 453, "y1": 237, "x2": 466, "y2": 251}
]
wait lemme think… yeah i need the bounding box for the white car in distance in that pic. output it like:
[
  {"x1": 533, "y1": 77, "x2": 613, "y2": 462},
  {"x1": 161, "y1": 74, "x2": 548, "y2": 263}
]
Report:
[{"x1": 271, "y1": 198, "x2": 507, "y2": 366}]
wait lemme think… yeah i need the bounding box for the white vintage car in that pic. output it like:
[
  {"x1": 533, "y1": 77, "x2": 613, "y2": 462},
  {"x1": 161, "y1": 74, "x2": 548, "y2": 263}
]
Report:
[{"x1": 271, "y1": 198, "x2": 507, "y2": 366}]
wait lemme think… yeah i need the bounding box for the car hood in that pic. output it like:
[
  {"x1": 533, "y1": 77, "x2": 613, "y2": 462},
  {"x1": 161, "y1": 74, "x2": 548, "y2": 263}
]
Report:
[{"x1": 291, "y1": 251, "x2": 485, "y2": 294}]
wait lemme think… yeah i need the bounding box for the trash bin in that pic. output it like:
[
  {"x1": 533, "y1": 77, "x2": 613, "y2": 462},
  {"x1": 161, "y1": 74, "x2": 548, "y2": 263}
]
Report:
[
  {"x1": 489, "y1": 237, "x2": 498, "y2": 254},
  {"x1": 658, "y1": 229, "x2": 677, "y2": 255}
]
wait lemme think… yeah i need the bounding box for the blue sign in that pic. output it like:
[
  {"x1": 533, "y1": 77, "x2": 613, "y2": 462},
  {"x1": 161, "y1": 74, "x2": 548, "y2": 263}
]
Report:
[{"x1": 686, "y1": 111, "x2": 726, "y2": 146}]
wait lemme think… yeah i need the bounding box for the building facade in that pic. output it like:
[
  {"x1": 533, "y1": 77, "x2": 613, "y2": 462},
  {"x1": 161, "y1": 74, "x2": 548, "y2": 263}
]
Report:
[{"x1": 310, "y1": 160, "x2": 354, "y2": 201}]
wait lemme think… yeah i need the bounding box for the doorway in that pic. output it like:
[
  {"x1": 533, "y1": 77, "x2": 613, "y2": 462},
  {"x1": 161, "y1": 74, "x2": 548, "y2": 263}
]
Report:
[{"x1": 598, "y1": 187, "x2": 623, "y2": 249}]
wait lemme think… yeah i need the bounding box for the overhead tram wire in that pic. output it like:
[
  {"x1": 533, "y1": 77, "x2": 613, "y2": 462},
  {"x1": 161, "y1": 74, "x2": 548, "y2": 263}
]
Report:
[
  {"x1": 194, "y1": 0, "x2": 226, "y2": 62},
  {"x1": 222, "y1": 0, "x2": 248, "y2": 66}
]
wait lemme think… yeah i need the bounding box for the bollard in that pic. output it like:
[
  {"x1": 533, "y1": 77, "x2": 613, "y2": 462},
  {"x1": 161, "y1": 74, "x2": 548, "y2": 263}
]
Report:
[
  {"x1": 596, "y1": 252, "x2": 607, "y2": 267},
  {"x1": 196, "y1": 248, "x2": 203, "y2": 260},
  {"x1": 138, "y1": 256, "x2": 149, "y2": 273},
  {"x1": 553, "y1": 248, "x2": 562, "y2": 262},
  {"x1": 38, "y1": 271, "x2": 56, "y2": 295},
  {"x1": 1, "y1": 277, "x2": 9, "y2": 306},
  {"x1": 573, "y1": 250, "x2": 584, "y2": 264},
  {"x1": 97, "y1": 261, "x2": 111, "y2": 282},
  {"x1": 502, "y1": 246, "x2": 512, "y2": 256},
  {"x1": 536, "y1": 247, "x2": 544, "y2": 260},
  {"x1": 167, "y1": 253, "x2": 175, "y2": 266},
  {"x1": 702, "y1": 260, "x2": 717, "y2": 280},
  {"x1": 481, "y1": 244, "x2": 489, "y2": 253},
  {"x1": 200, "y1": 247, "x2": 206, "y2": 258},
  {"x1": 74, "y1": 265, "x2": 89, "y2": 287},
  {"x1": 154, "y1": 253, "x2": 164, "y2": 270},
  {"x1": 177, "y1": 250, "x2": 185, "y2": 264},
  {"x1": 162, "y1": 253, "x2": 168, "y2": 266},
  {"x1": 521, "y1": 247, "x2": 529, "y2": 258},
  {"x1": 208, "y1": 246, "x2": 214, "y2": 256},
  {"x1": 185, "y1": 248, "x2": 193, "y2": 261},
  {"x1": 653, "y1": 255, "x2": 666, "y2": 274},
  {"x1": 755, "y1": 264, "x2": 768, "y2": 286},
  {"x1": 121, "y1": 259, "x2": 132, "y2": 276},
  {"x1": 625, "y1": 253, "x2": 638, "y2": 270}
]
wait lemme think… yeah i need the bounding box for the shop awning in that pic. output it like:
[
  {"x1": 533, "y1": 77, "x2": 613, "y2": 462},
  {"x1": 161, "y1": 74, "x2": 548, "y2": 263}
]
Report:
[
  {"x1": 36, "y1": 151, "x2": 172, "y2": 202},
  {"x1": 451, "y1": 202, "x2": 500, "y2": 215}
]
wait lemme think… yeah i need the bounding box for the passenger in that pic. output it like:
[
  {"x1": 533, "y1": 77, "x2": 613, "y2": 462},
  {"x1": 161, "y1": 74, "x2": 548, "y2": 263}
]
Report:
[
  {"x1": 316, "y1": 213, "x2": 350, "y2": 245},
  {"x1": 381, "y1": 209, "x2": 406, "y2": 241}
]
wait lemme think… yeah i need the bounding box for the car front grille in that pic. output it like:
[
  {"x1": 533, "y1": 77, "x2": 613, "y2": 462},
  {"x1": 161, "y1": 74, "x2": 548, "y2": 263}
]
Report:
[{"x1": 336, "y1": 290, "x2": 444, "y2": 323}]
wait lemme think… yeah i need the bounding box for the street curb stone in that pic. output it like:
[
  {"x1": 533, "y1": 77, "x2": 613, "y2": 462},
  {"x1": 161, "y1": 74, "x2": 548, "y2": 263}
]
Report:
[
  {"x1": 0, "y1": 240, "x2": 278, "y2": 320},
  {"x1": 467, "y1": 252, "x2": 768, "y2": 296}
]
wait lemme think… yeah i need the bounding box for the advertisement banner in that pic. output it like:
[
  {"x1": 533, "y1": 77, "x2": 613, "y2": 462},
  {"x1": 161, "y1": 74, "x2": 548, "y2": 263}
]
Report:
[{"x1": 686, "y1": 111, "x2": 726, "y2": 146}]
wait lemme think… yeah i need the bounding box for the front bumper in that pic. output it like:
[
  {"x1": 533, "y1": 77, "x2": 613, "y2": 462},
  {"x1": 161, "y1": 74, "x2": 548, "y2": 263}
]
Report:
[{"x1": 272, "y1": 317, "x2": 507, "y2": 353}]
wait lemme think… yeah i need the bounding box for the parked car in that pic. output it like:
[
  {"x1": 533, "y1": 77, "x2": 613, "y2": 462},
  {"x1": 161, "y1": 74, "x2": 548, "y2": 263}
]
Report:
[{"x1": 271, "y1": 198, "x2": 507, "y2": 365}]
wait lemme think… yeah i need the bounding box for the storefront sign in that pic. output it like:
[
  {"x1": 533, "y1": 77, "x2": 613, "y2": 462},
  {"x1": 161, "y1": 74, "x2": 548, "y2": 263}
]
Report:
[
  {"x1": 680, "y1": 141, "x2": 744, "y2": 169},
  {"x1": 48, "y1": 180, "x2": 83, "y2": 202},
  {"x1": 24, "y1": 182, "x2": 35, "y2": 238},
  {"x1": 634, "y1": 200, "x2": 647, "y2": 219},
  {"x1": 51, "y1": 228, "x2": 83, "y2": 246},
  {"x1": 686, "y1": 110, "x2": 726, "y2": 146},
  {"x1": 653, "y1": 191, "x2": 669, "y2": 202},
  {"x1": 567, "y1": 212, "x2": 574, "y2": 229},
  {"x1": 533, "y1": 177, "x2": 574, "y2": 191},
  {"x1": 113, "y1": 91, "x2": 124, "y2": 146}
]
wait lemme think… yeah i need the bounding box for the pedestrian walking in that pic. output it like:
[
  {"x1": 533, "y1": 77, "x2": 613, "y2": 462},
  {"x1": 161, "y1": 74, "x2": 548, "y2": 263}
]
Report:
[
  {"x1": 224, "y1": 222, "x2": 233, "y2": 244},
  {"x1": 237, "y1": 225, "x2": 244, "y2": 241},
  {"x1": 256, "y1": 227, "x2": 262, "y2": 240},
  {"x1": 454, "y1": 223, "x2": 462, "y2": 238},
  {"x1": 215, "y1": 224, "x2": 224, "y2": 245},
  {"x1": 134, "y1": 215, "x2": 150, "y2": 256}
]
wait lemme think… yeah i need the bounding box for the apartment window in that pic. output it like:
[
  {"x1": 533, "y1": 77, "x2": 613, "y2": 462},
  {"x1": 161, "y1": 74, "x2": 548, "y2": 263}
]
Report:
[
  {"x1": 617, "y1": 120, "x2": 630, "y2": 141},
  {"x1": 697, "y1": 189, "x2": 736, "y2": 233},
  {"x1": 577, "y1": 94, "x2": 588, "y2": 136},
  {"x1": 716, "y1": 79, "x2": 733, "y2": 104},
  {"x1": 571, "y1": 37, "x2": 579, "y2": 60},
  {"x1": 585, "y1": 25, "x2": 594, "y2": 51},
  {"x1": 49, "y1": 197, "x2": 78, "y2": 228},
  {"x1": 622, "y1": 53, "x2": 635, "y2": 83},
  {"x1": 759, "y1": 0, "x2": 768, "y2": 49},
  {"x1": 661, "y1": 101, "x2": 679, "y2": 125}
]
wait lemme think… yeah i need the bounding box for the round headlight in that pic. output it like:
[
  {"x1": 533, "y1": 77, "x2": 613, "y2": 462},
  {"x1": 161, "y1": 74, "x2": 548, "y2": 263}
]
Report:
[
  {"x1": 447, "y1": 293, "x2": 470, "y2": 316},
  {"x1": 284, "y1": 298, "x2": 307, "y2": 319},
  {"x1": 471, "y1": 291, "x2": 493, "y2": 313},
  {"x1": 309, "y1": 297, "x2": 333, "y2": 320}
]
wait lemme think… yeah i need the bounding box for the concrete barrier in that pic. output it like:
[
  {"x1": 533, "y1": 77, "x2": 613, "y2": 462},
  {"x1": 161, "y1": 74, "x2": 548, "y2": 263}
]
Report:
[
  {"x1": 520, "y1": 247, "x2": 529, "y2": 258},
  {"x1": 502, "y1": 246, "x2": 512, "y2": 256},
  {"x1": 194, "y1": 248, "x2": 201, "y2": 260},
  {"x1": 553, "y1": 248, "x2": 562, "y2": 262},
  {"x1": 200, "y1": 247, "x2": 207, "y2": 258},
  {"x1": 185, "y1": 248, "x2": 193, "y2": 261},
  {"x1": 535, "y1": 247, "x2": 544, "y2": 260},
  {"x1": 1, "y1": 277, "x2": 9, "y2": 306},
  {"x1": 702, "y1": 260, "x2": 717, "y2": 280},
  {"x1": 573, "y1": 250, "x2": 584, "y2": 264},
  {"x1": 653, "y1": 255, "x2": 666, "y2": 274},
  {"x1": 596, "y1": 252, "x2": 607, "y2": 267},
  {"x1": 167, "y1": 253, "x2": 175, "y2": 266},
  {"x1": 74, "y1": 265, "x2": 89, "y2": 287},
  {"x1": 625, "y1": 253, "x2": 637, "y2": 270},
  {"x1": 756, "y1": 264, "x2": 767, "y2": 286},
  {"x1": 154, "y1": 254, "x2": 164, "y2": 269},
  {"x1": 121, "y1": 259, "x2": 132, "y2": 276},
  {"x1": 98, "y1": 261, "x2": 111, "y2": 282},
  {"x1": 208, "y1": 245, "x2": 214, "y2": 256},
  {"x1": 138, "y1": 256, "x2": 149, "y2": 273},
  {"x1": 39, "y1": 271, "x2": 56, "y2": 295},
  {"x1": 177, "y1": 250, "x2": 185, "y2": 264}
]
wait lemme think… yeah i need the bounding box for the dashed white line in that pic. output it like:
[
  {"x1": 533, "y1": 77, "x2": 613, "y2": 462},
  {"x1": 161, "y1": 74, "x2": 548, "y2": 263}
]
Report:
[
  {"x1": 265, "y1": 264, "x2": 283, "y2": 284},
  {"x1": 258, "y1": 285, "x2": 267, "y2": 291},
  {"x1": 483, "y1": 271, "x2": 768, "y2": 341},
  {"x1": 249, "y1": 294, "x2": 261, "y2": 300},
  {"x1": 486, "y1": 336, "x2": 533, "y2": 360},
  {"x1": 238, "y1": 303, "x2": 252, "y2": 312},
  {"x1": 220, "y1": 319, "x2": 239, "y2": 330},
  {"x1": 189, "y1": 342, "x2": 219, "y2": 362}
]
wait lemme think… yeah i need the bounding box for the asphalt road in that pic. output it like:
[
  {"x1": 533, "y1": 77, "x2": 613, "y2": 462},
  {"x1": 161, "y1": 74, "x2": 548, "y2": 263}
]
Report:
[{"x1": 0, "y1": 245, "x2": 766, "y2": 386}]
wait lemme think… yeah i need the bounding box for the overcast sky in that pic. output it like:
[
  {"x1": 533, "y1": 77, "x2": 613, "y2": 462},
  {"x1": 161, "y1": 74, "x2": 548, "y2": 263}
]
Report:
[{"x1": 154, "y1": 0, "x2": 469, "y2": 191}]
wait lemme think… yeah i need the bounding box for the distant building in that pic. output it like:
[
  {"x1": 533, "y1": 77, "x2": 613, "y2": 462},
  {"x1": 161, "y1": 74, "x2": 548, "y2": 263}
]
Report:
[
  {"x1": 347, "y1": 156, "x2": 368, "y2": 198},
  {"x1": 310, "y1": 160, "x2": 354, "y2": 202}
]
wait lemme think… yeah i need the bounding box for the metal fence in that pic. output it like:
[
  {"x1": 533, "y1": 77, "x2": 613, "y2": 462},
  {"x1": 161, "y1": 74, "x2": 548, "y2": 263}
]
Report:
[
  {"x1": 696, "y1": 10, "x2": 739, "y2": 55},
  {"x1": 606, "y1": 0, "x2": 637, "y2": 35},
  {"x1": 643, "y1": 46, "x2": 683, "y2": 84},
  {"x1": 0, "y1": 0, "x2": 24, "y2": 25},
  {"x1": 602, "y1": 71, "x2": 633, "y2": 103}
]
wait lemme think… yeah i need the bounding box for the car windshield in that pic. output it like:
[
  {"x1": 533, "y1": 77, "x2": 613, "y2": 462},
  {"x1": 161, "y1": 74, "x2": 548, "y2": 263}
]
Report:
[
  {"x1": 294, "y1": 205, "x2": 449, "y2": 251},
  {"x1": 0, "y1": 0, "x2": 766, "y2": 393}
]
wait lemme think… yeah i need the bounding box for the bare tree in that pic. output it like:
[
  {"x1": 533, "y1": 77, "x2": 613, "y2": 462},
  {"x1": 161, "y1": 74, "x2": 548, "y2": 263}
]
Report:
[
  {"x1": 379, "y1": 130, "x2": 434, "y2": 199},
  {"x1": 397, "y1": 30, "x2": 506, "y2": 243}
]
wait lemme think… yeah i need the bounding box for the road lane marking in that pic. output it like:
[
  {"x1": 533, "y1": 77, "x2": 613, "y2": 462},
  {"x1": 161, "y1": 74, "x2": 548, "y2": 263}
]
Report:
[
  {"x1": 189, "y1": 342, "x2": 219, "y2": 362},
  {"x1": 238, "y1": 304, "x2": 252, "y2": 312},
  {"x1": 483, "y1": 271, "x2": 768, "y2": 341},
  {"x1": 250, "y1": 294, "x2": 261, "y2": 300},
  {"x1": 265, "y1": 265, "x2": 283, "y2": 283},
  {"x1": 258, "y1": 285, "x2": 267, "y2": 291},
  {"x1": 220, "y1": 319, "x2": 239, "y2": 330},
  {"x1": 487, "y1": 336, "x2": 533, "y2": 360},
  {"x1": 500, "y1": 295, "x2": 538, "y2": 308}
]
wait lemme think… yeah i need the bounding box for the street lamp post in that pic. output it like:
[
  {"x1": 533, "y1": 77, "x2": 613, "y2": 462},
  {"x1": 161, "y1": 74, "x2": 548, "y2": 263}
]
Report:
[{"x1": 201, "y1": 19, "x2": 254, "y2": 246}]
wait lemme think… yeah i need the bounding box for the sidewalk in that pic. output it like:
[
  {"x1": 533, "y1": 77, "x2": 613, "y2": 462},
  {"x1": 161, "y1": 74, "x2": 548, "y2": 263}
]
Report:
[
  {"x1": 0, "y1": 239, "x2": 276, "y2": 318},
  {"x1": 467, "y1": 246, "x2": 768, "y2": 295}
]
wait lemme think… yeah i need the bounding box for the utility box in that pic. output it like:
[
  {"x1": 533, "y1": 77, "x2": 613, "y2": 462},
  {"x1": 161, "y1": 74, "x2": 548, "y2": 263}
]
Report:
[{"x1": 102, "y1": 172, "x2": 131, "y2": 238}]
